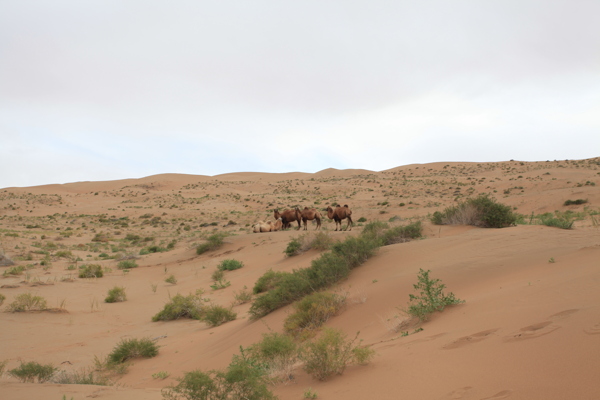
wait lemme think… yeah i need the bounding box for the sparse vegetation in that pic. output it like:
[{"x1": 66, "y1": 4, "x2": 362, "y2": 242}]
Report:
[
  {"x1": 165, "y1": 274, "x2": 178, "y2": 285},
  {"x1": 202, "y1": 304, "x2": 237, "y2": 327},
  {"x1": 107, "y1": 337, "x2": 159, "y2": 364},
  {"x1": 105, "y1": 286, "x2": 127, "y2": 303},
  {"x1": 217, "y1": 259, "x2": 244, "y2": 271},
  {"x1": 406, "y1": 269, "x2": 464, "y2": 321},
  {"x1": 7, "y1": 293, "x2": 48, "y2": 312},
  {"x1": 117, "y1": 259, "x2": 138, "y2": 269},
  {"x1": 52, "y1": 368, "x2": 111, "y2": 385},
  {"x1": 301, "y1": 328, "x2": 374, "y2": 381},
  {"x1": 79, "y1": 264, "x2": 103, "y2": 278},
  {"x1": 196, "y1": 232, "x2": 227, "y2": 255},
  {"x1": 284, "y1": 291, "x2": 345, "y2": 339},
  {"x1": 8, "y1": 361, "x2": 57, "y2": 383},
  {"x1": 564, "y1": 199, "x2": 588, "y2": 206},
  {"x1": 249, "y1": 332, "x2": 298, "y2": 382},
  {"x1": 152, "y1": 293, "x2": 204, "y2": 321}
]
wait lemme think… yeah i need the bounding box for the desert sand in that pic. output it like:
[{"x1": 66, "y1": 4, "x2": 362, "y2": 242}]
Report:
[{"x1": 0, "y1": 158, "x2": 599, "y2": 400}]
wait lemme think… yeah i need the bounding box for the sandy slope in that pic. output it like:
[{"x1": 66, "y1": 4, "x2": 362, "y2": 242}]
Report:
[{"x1": 0, "y1": 159, "x2": 599, "y2": 400}]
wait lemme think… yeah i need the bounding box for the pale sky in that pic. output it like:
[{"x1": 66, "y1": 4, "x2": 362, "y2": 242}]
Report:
[{"x1": 1, "y1": 1, "x2": 599, "y2": 188}]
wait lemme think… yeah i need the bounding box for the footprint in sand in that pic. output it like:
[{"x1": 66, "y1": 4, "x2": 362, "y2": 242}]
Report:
[
  {"x1": 584, "y1": 322, "x2": 600, "y2": 335},
  {"x1": 548, "y1": 309, "x2": 579, "y2": 320},
  {"x1": 443, "y1": 329, "x2": 499, "y2": 350},
  {"x1": 443, "y1": 386, "x2": 473, "y2": 399},
  {"x1": 504, "y1": 321, "x2": 559, "y2": 342},
  {"x1": 480, "y1": 390, "x2": 512, "y2": 400}
]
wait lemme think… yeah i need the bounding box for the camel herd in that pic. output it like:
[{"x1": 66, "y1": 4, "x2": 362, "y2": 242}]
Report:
[{"x1": 253, "y1": 205, "x2": 353, "y2": 233}]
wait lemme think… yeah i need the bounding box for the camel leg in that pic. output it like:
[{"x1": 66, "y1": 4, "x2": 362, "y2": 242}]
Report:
[{"x1": 346, "y1": 216, "x2": 353, "y2": 231}]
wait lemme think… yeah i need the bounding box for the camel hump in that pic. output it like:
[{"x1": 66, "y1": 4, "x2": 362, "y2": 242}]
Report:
[{"x1": 344, "y1": 205, "x2": 349, "y2": 208}]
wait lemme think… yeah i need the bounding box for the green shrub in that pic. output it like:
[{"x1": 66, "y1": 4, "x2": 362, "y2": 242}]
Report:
[
  {"x1": 144, "y1": 245, "x2": 168, "y2": 253},
  {"x1": 249, "y1": 271, "x2": 313, "y2": 318},
  {"x1": 253, "y1": 270, "x2": 289, "y2": 294},
  {"x1": 9, "y1": 361, "x2": 57, "y2": 383},
  {"x1": 196, "y1": 233, "x2": 227, "y2": 255},
  {"x1": 232, "y1": 288, "x2": 253, "y2": 305},
  {"x1": 0, "y1": 293, "x2": 5, "y2": 307},
  {"x1": 7, "y1": 293, "x2": 47, "y2": 312},
  {"x1": 431, "y1": 195, "x2": 515, "y2": 228},
  {"x1": 165, "y1": 274, "x2": 178, "y2": 285},
  {"x1": 284, "y1": 292, "x2": 345, "y2": 338},
  {"x1": 380, "y1": 221, "x2": 423, "y2": 245},
  {"x1": 108, "y1": 338, "x2": 159, "y2": 364},
  {"x1": 117, "y1": 260, "x2": 138, "y2": 269},
  {"x1": 331, "y1": 235, "x2": 380, "y2": 269},
  {"x1": 407, "y1": 269, "x2": 464, "y2": 321},
  {"x1": 55, "y1": 250, "x2": 73, "y2": 259},
  {"x1": 202, "y1": 304, "x2": 237, "y2": 327},
  {"x1": 249, "y1": 332, "x2": 298, "y2": 382},
  {"x1": 3, "y1": 265, "x2": 25, "y2": 276},
  {"x1": 105, "y1": 286, "x2": 127, "y2": 303},
  {"x1": 79, "y1": 264, "x2": 103, "y2": 278},
  {"x1": 152, "y1": 293, "x2": 204, "y2": 321},
  {"x1": 301, "y1": 328, "x2": 374, "y2": 381},
  {"x1": 539, "y1": 214, "x2": 575, "y2": 229},
  {"x1": 357, "y1": 217, "x2": 367, "y2": 223},
  {"x1": 284, "y1": 237, "x2": 303, "y2": 257},
  {"x1": 564, "y1": 199, "x2": 588, "y2": 206},
  {"x1": 217, "y1": 259, "x2": 244, "y2": 271}
]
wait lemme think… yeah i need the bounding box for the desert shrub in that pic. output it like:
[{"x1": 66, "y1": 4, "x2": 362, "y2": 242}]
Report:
[
  {"x1": 3, "y1": 265, "x2": 25, "y2": 276},
  {"x1": 431, "y1": 195, "x2": 515, "y2": 228},
  {"x1": 361, "y1": 220, "x2": 389, "y2": 238},
  {"x1": 253, "y1": 270, "x2": 289, "y2": 294},
  {"x1": 152, "y1": 293, "x2": 204, "y2": 321},
  {"x1": 249, "y1": 332, "x2": 298, "y2": 382},
  {"x1": 249, "y1": 270, "x2": 313, "y2": 318},
  {"x1": 539, "y1": 214, "x2": 575, "y2": 229},
  {"x1": 304, "y1": 252, "x2": 350, "y2": 289},
  {"x1": 92, "y1": 232, "x2": 112, "y2": 242},
  {"x1": 105, "y1": 286, "x2": 127, "y2": 303},
  {"x1": 379, "y1": 221, "x2": 423, "y2": 245},
  {"x1": 79, "y1": 264, "x2": 103, "y2": 278},
  {"x1": 143, "y1": 245, "x2": 168, "y2": 253},
  {"x1": 284, "y1": 292, "x2": 345, "y2": 338},
  {"x1": 232, "y1": 288, "x2": 253, "y2": 305},
  {"x1": 564, "y1": 199, "x2": 588, "y2": 206},
  {"x1": 8, "y1": 361, "x2": 57, "y2": 383},
  {"x1": 284, "y1": 237, "x2": 303, "y2": 257},
  {"x1": 196, "y1": 233, "x2": 227, "y2": 255},
  {"x1": 108, "y1": 338, "x2": 159, "y2": 364},
  {"x1": 0, "y1": 359, "x2": 8, "y2": 376},
  {"x1": 330, "y1": 235, "x2": 380, "y2": 269},
  {"x1": 357, "y1": 217, "x2": 367, "y2": 223},
  {"x1": 202, "y1": 304, "x2": 237, "y2": 327},
  {"x1": 52, "y1": 368, "x2": 111, "y2": 385},
  {"x1": 407, "y1": 268, "x2": 464, "y2": 321},
  {"x1": 54, "y1": 250, "x2": 73, "y2": 259},
  {"x1": 307, "y1": 232, "x2": 335, "y2": 251},
  {"x1": 117, "y1": 260, "x2": 138, "y2": 269},
  {"x1": 217, "y1": 259, "x2": 244, "y2": 271},
  {"x1": 7, "y1": 293, "x2": 47, "y2": 312},
  {"x1": 0, "y1": 293, "x2": 5, "y2": 306},
  {"x1": 301, "y1": 328, "x2": 374, "y2": 381},
  {"x1": 165, "y1": 274, "x2": 178, "y2": 285}
]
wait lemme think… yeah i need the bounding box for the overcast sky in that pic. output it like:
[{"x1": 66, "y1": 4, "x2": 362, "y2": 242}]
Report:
[{"x1": 1, "y1": 1, "x2": 599, "y2": 188}]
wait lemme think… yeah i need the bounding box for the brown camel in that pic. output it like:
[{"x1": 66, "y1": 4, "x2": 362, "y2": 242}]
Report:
[
  {"x1": 326, "y1": 205, "x2": 353, "y2": 231},
  {"x1": 273, "y1": 209, "x2": 301, "y2": 230},
  {"x1": 299, "y1": 207, "x2": 322, "y2": 230}
]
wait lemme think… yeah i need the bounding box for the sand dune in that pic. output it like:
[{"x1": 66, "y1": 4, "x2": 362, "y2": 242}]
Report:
[{"x1": 1, "y1": 158, "x2": 599, "y2": 399}]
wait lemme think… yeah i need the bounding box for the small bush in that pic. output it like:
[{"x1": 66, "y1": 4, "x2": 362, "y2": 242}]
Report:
[
  {"x1": 539, "y1": 214, "x2": 575, "y2": 229},
  {"x1": 564, "y1": 199, "x2": 588, "y2": 206},
  {"x1": 9, "y1": 361, "x2": 57, "y2": 383},
  {"x1": 431, "y1": 195, "x2": 516, "y2": 228},
  {"x1": 108, "y1": 338, "x2": 159, "y2": 364},
  {"x1": 232, "y1": 288, "x2": 253, "y2": 305},
  {"x1": 284, "y1": 237, "x2": 303, "y2": 257},
  {"x1": 165, "y1": 274, "x2": 178, "y2": 285},
  {"x1": 284, "y1": 292, "x2": 345, "y2": 338},
  {"x1": 79, "y1": 264, "x2": 103, "y2": 278},
  {"x1": 0, "y1": 293, "x2": 5, "y2": 306},
  {"x1": 117, "y1": 260, "x2": 138, "y2": 269},
  {"x1": 249, "y1": 332, "x2": 298, "y2": 382},
  {"x1": 202, "y1": 304, "x2": 237, "y2": 327},
  {"x1": 3, "y1": 265, "x2": 25, "y2": 276},
  {"x1": 196, "y1": 233, "x2": 227, "y2": 255},
  {"x1": 217, "y1": 259, "x2": 244, "y2": 271},
  {"x1": 152, "y1": 293, "x2": 204, "y2": 321},
  {"x1": 105, "y1": 286, "x2": 127, "y2": 303},
  {"x1": 407, "y1": 269, "x2": 464, "y2": 321},
  {"x1": 253, "y1": 270, "x2": 289, "y2": 294},
  {"x1": 301, "y1": 328, "x2": 374, "y2": 381},
  {"x1": 7, "y1": 293, "x2": 48, "y2": 312}
]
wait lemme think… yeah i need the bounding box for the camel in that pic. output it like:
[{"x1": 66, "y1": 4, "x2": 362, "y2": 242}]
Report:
[
  {"x1": 326, "y1": 205, "x2": 353, "y2": 231},
  {"x1": 299, "y1": 207, "x2": 322, "y2": 230},
  {"x1": 273, "y1": 208, "x2": 301, "y2": 230},
  {"x1": 252, "y1": 218, "x2": 283, "y2": 233}
]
